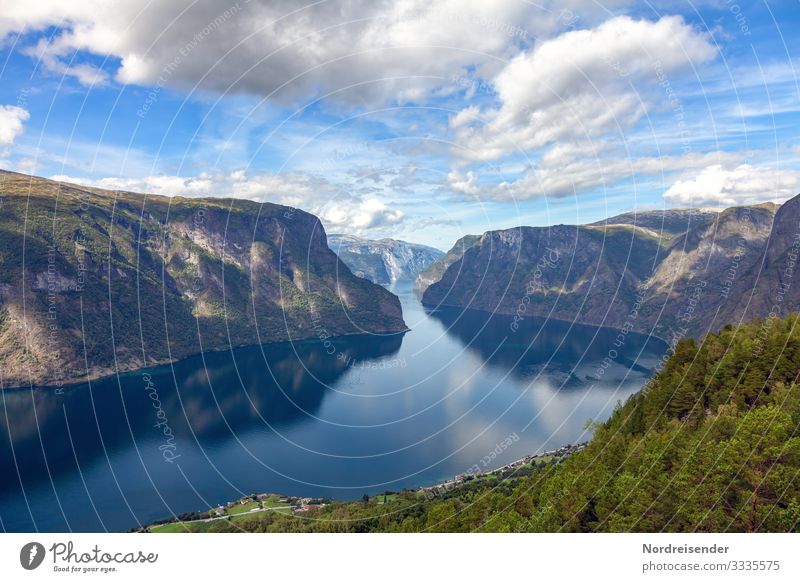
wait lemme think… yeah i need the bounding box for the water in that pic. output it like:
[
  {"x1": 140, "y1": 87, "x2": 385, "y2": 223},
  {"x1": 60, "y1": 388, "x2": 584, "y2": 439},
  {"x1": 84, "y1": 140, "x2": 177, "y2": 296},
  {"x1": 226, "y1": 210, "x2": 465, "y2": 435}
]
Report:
[{"x1": 0, "y1": 284, "x2": 665, "y2": 532}]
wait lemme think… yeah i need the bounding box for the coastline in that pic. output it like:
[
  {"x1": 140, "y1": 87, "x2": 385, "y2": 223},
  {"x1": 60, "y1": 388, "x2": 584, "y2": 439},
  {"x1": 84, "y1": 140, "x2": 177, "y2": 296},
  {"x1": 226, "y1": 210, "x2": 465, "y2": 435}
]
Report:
[
  {"x1": 141, "y1": 441, "x2": 588, "y2": 533},
  {"x1": 419, "y1": 442, "x2": 588, "y2": 500},
  {"x1": 0, "y1": 327, "x2": 410, "y2": 392},
  {"x1": 420, "y1": 301, "x2": 672, "y2": 343}
]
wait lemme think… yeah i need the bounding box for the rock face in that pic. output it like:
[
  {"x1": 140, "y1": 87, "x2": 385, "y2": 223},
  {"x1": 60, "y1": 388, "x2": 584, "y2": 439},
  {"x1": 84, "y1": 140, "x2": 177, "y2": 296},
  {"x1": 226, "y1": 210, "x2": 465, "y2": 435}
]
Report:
[
  {"x1": 327, "y1": 234, "x2": 443, "y2": 285},
  {"x1": 0, "y1": 170, "x2": 407, "y2": 388},
  {"x1": 716, "y1": 196, "x2": 800, "y2": 329},
  {"x1": 421, "y1": 200, "x2": 793, "y2": 341},
  {"x1": 414, "y1": 234, "x2": 480, "y2": 295}
]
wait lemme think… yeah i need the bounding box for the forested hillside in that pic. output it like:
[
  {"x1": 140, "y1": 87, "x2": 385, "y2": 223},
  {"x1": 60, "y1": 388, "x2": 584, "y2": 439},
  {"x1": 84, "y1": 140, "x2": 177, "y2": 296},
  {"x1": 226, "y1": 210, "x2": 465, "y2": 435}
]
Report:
[{"x1": 158, "y1": 314, "x2": 800, "y2": 532}]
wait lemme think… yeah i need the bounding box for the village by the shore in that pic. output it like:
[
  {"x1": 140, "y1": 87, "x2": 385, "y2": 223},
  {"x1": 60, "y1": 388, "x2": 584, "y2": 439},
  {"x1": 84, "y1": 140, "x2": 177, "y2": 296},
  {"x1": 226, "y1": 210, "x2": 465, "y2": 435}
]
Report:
[
  {"x1": 419, "y1": 442, "x2": 588, "y2": 500},
  {"x1": 143, "y1": 442, "x2": 588, "y2": 531}
]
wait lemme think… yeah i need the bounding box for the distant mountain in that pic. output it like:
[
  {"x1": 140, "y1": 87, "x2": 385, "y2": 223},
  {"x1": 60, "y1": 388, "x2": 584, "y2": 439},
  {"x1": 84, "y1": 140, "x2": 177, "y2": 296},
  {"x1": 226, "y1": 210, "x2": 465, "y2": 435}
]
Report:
[
  {"x1": 420, "y1": 199, "x2": 792, "y2": 340},
  {"x1": 0, "y1": 170, "x2": 407, "y2": 389},
  {"x1": 328, "y1": 234, "x2": 444, "y2": 285},
  {"x1": 716, "y1": 197, "x2": 800, "y2": 328}
]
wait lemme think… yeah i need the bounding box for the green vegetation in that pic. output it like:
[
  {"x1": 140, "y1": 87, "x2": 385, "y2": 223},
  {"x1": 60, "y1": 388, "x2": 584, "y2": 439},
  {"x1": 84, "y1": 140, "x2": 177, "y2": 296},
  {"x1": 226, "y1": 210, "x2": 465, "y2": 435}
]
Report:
[
  {"x1": 153, "y1": 314, "x2": 800, "y2": 532},
  {"x1": 260, "y1": 495, "x2": 288, "y2": 509},
  {"x1": 225, "y1": 501, "x2": 260, "y2": 515},
  {"x1": 149, "y1": 521, "x2": 195, "y2": 533}
]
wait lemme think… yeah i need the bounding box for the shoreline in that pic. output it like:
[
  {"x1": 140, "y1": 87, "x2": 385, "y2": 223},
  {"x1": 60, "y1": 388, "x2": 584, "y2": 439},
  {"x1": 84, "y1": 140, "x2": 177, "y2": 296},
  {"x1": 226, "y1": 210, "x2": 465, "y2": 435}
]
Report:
[
  {"x1": 0, "y1": 327, "x2": 410, "y2": 392},
  {"x1": 418, "y1": 442, "x2": 588, "y2": 499},
  {"x1": 420, "y1": 301, "x2": 672, "y2": 343},
  {"x1": 5, "y1": 294, "x2": 665, "y2": 392},
  {"x1": 142, "y1": 441, "x2": 589, "y2": 532}
]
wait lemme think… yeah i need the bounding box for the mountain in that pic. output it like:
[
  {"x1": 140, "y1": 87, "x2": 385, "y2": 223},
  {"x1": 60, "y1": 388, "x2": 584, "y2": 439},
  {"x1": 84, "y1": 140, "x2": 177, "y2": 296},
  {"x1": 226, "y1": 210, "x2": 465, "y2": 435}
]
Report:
[
  {"x1": 414, "y1": 234, "x2": 480, "y2": 295},
  {"x1": 715, "y1": 196, "x2": 800, "y2": 329},
  {"x1": 415, "y1": 208, "x2": 719, "y2": 297},
  {"x1": 420, "y1": 199, "x2": 791, "y2": 340},
  {"x1": 327, "y1": 234, "x2": 443, "y2": 285},
  {"x1": 0, "y1": 170, "x2": 407, "y2": 389}
]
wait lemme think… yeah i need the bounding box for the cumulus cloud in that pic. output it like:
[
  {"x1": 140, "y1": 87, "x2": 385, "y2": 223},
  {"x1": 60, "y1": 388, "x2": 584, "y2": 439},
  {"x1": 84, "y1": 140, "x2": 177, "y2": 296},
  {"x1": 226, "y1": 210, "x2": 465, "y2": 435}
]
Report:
[
  {"x1": 0, "y1": 105, "x2": 30, "y2": 154},
  {"x1": 23, "y1": 37, "x2": 107, "y2": 86},
  {"x1": 49, "y1": 170, "x2": 404, "y2": 233},
  {"x1": 0, "y1": 0, "x2": 588, "y2": 105},
  {"x1": 450, "y1": 16, "x2": 717, "y2": 161},
  {"x1": 663, "y1": 164, "x2": 800, "y2": 207},
  {"x1": 50, "y1": 170, "x2": 343, "y2": 206},
  {"x1": 444, "y1": 147, "x2": 745, "y2": 201},
  {"x1": 319, "y1": 198, "x2": 404, "y2": 231},
  {"x1": 447, "y1": 170, "x2": 480, "y2": 196}
]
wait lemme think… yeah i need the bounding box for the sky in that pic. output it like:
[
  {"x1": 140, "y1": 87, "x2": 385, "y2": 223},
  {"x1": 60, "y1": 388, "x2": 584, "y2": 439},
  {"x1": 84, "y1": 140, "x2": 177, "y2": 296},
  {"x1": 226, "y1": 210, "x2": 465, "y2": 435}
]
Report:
[{"x1": 0, "y1": 0, "x2": 798, "y2": 250}]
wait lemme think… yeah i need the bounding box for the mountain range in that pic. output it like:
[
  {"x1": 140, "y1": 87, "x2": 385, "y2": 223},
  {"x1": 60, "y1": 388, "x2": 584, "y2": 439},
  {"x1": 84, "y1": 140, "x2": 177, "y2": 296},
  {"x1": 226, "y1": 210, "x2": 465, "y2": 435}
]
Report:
[
  {"x1": 0, "y1": 170, "x2": 406, "y2": 389},
  {"x1": 327, "y1": 234, "x2": 443, "y2": 285},
  {"x1": 418, "y1": 197, "x2": 798, "y2": 342},
  {"x1": 5, "y1": 166, "x2": 798, "y2": 388}
]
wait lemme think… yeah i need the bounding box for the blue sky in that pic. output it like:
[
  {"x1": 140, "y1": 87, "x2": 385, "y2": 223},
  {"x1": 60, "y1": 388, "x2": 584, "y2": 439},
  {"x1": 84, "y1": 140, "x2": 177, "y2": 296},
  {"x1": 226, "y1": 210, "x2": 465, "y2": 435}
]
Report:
[{"x1": 0, "y1": 0, "x2": 798, "y2": 249}]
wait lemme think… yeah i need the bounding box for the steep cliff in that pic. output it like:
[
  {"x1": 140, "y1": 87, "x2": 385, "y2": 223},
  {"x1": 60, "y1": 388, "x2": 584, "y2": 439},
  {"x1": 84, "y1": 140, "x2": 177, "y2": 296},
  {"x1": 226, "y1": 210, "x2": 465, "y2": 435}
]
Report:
[
  {"x1": 716, "y1": 196, "x2": 800, "y2": 330},
  {"x1": 422, "y1": 200, "x2": 791, "y2": 340},
  {"x1": 0, "y1": 170, "x2": 406, "y2": 388},
  {"x1": 414, "y1": 234, "x2": 481, "y2": 295}
]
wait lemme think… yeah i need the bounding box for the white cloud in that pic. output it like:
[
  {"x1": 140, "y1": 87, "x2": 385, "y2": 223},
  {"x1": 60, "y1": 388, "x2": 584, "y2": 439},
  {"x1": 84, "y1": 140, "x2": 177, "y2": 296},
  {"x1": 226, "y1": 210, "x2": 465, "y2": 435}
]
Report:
[
  {"x1": 0, "y1": 105, "x2": 30, "y2": 154},
  {"x1": 22, "y1": 36, "x2": 108, "y2": 86},
  {"x1": 49, "y1": 170, "x2": 404, "y2": 233},
  {"x1": 663, "y1": 164, "x2": 800, "y2": 207},
  {"x1": 450, "y1": 16, "x2": 717, "y2": 162},
  {"x1": 319, "y1": 198, "x2": 404, "y2": 231},
  {"x1": 447, "y1": 170, "x2": 480, "y2": 196},
  {"x1": 0, "y1": 0, "x2": 584, "y2": 104},
  {"x1": 49, "y1": 170, "x2": 343, "y2": 206},
  {"x1": 444, "y1": 147, "x2": 746, "y2": 202}
]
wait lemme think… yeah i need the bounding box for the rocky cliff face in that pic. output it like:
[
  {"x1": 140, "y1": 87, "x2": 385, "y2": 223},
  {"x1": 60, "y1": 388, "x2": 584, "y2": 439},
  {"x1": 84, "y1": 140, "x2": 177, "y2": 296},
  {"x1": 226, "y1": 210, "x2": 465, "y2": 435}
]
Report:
[
  {"x1": 0, "y1": 170, "x2": 406, "y2": 388},
  {"x1": 422, "y1": 223, "x2": 664, "y2": 331},
  {"x1": 414, "y1": 234, "x2": 480, "y2": 295},
  {"x1": 327, "y1": 234, "x2": 443, "y2": 285},
  {"x1": 422, "y1": 200, "x2": 792, "y2": 341},
  {"x1": 715, "y1": 196, "x2": 800, "y2": 330}
]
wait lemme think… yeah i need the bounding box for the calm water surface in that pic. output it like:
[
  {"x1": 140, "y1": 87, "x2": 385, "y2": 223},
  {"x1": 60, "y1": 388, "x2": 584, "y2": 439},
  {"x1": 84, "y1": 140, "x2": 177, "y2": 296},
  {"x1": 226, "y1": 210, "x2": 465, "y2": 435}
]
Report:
[{"x1": 0, "y1": 284, "x2": 665, "y2": 531}]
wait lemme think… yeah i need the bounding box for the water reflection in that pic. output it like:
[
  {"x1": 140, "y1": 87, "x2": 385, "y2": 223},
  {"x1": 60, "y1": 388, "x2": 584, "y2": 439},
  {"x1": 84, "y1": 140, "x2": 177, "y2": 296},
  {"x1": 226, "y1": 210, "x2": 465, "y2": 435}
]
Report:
[
  {"x1": 0, "y1": 286, "x2": 665, "y2": 532},
  {"x1": 0, "y1": 334, "x2": 403, "y2": 495},
  {"x1": 427, "y1": 307, "x2": 662, "y2": 385}
]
